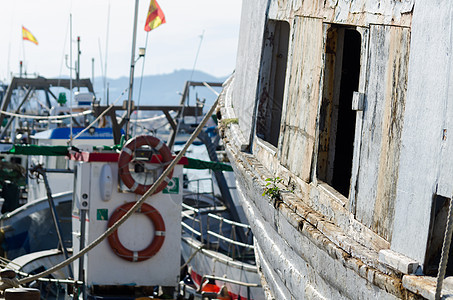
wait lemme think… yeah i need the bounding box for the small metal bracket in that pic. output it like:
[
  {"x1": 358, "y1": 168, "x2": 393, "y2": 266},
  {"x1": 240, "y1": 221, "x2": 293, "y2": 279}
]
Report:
[{"x1": 352, "y1": 91, "x2": 365, "y2": 111}]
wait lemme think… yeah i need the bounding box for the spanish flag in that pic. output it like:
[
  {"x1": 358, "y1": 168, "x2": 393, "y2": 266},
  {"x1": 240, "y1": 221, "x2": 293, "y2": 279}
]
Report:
[
  {"x1": 22, "y1": 26, "x2": 38, "y2": 45},
  {"x1": 144, "y1": 0, "x2": 166, "y2": 32}
]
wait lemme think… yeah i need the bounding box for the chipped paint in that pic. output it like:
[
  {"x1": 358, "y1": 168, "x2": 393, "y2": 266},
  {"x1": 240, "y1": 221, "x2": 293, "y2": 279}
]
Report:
[
  {"x1": 279, "y1": 16, "x2": 323, "y2": 182},
  {"x1": 216, "y1": 0, "x2": 453, "y2": 298},
  {"x1": 354, "y1": 25, "x2": 411, "y2": 241},
  {"x1": 269, "y1": 0, "x2": 414, "y2": 28}
]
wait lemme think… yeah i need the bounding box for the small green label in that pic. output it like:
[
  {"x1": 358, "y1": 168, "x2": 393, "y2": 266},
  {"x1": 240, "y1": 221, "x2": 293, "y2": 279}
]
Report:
[
  {"x1": 97, "y1": 209, "x2": 108, "y2": 221},
  {"x1": 163, "y1": 178, "x2": 179, "y2": 194}
]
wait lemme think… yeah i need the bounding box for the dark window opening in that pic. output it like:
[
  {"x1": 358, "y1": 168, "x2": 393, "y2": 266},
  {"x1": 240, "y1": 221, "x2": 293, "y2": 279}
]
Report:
[
  {"x1": 317, "y1": 27, "x2": 361, "y2": 197},
  {"x1": 425, "y1": 195, "x2": 453, "y2": 276},
  {"x1": 256, "y1": 20, "x2": 290, "y2": 147}
]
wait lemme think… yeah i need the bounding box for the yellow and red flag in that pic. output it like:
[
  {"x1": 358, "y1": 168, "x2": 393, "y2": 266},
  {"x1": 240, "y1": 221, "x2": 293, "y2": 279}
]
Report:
[
  {"x1": 22, "y1": 26, "x2": 38, "y2": 45},
  {"x1": 144, "y1": 0, "x2": 166, "y2": 32}
]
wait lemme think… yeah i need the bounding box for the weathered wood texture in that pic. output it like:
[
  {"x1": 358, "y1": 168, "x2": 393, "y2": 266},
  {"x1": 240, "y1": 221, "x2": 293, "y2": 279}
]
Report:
[
  {"x1": 256, "y1": 21, "x2": 277, "y2": 144},
  {"x1": 391, "y1": 0, "x2": 453, "y2": 265},
  {"x1": 280, "y1": 17, "x2": 324, "y2": 182},
  {"x1": 269, "y1": 0, "x2": 414, "y2": 28},
  {"x1": 349, "y1": 27, "x2": 369, "y2": 213},
  {"x1": 317, "y1": 26, "x2": 341, "y2": 185},
  {"x1": 221, "y1": 126, "x2": 406, "y2": 299},
  {"x1": 354, "y1": 25, "x2": 410, "y2": 241},
  {"x1": 256, "y1": 20, "x2": 290, "y2": 147},
  {"x1": 232, "y1": 0, "x2": 269, "y2": 145}
]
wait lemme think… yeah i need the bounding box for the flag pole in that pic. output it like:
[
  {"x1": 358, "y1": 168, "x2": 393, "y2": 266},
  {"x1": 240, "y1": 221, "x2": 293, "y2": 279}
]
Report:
[
  {"x1": 125, "y1": 0, "x2": 140, "y2": 140},
  {"x1": 21, "y1": 31, "x2": 26, "y2": 75}
]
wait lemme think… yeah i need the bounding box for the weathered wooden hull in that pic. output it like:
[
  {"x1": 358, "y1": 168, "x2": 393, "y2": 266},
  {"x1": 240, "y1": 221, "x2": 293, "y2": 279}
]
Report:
[
  {"x1": 219, "y1": 72, "x2": 453, "y2": 298},
  {"x1": 219, "y1": 0, "x2": 453, "y2": 298}
]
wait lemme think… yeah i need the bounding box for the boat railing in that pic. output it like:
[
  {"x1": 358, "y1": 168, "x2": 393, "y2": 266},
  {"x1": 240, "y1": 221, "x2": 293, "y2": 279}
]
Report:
[
  {"x1": 181, "y1": 203, "x2": 204, "y2": 242},
  {"x1": 206, "y1": 213, "x2": 254, "y2": 250},
  {"x1": 184, "y1": 177, "x2": 217, "y2": 203},
  {"x1": 197, "y1": 274, "x2": 260, "y2": 300},
  {"x1": 182, "y1": 176, "x2": 222, "y2": 245},
  {"x1": 182, "y1": 202, "x2": 254, "y2": 261},
  {"x1": 199, "y1": 274, "x2": 260, "y2": 288}
]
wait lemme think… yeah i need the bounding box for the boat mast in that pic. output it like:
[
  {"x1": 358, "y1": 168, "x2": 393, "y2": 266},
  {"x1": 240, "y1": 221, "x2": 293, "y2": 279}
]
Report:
[
  {"x1": 125, "y1": 0, "x2": 140, "y2": 139},
  {"x1": 77, "y1": 36, "x2": 81, "y2": 92},
  {"x1": 69, "y1": 14, "x2": 73, "y2": 146}
]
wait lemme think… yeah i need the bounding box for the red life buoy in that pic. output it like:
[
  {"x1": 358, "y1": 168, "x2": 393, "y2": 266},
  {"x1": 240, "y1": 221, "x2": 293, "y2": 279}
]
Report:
[
  {"x1": 118, "y1": 135, "x2": 173, "y2": 195},
  {"x1": 107, "y1": 202, "x2": 165, "y2": 262}
]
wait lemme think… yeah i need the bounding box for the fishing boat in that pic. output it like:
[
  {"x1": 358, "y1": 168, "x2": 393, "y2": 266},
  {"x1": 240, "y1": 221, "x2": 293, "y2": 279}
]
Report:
[
  {"x1": 0, "y1": 79, "x2": 120, "y2": 261},
  {"x1": 218, "y1": 1, "x2": 453, "y2": 299},
  {"x1": 0, "y1": 76, "x2": 262, "y2": 300},
  {"x1": 0, "y1": 139, "x2": 264, "y2": 300},
  {"x1": 180, "y1": 200, "x2": 263, "y2": 300}
]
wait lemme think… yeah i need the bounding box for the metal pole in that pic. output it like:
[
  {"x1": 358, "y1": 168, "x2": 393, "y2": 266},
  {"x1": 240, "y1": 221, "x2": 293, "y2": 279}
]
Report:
[
  {"x1": 198, "y1": 130, "x2": 248, "y2": 243},
  {"x1": 91, "y1": 58, "x2": 95, "y2": 87},
  {"x1": 206, "y1": 214, "x2": 210, "y2": 246},
  {"x1": 38, "y1": 167, "x2": 73, "y2": 279},
  {"x1": 0, "y1": 87, "x2": 34, "y2": 137},
  {"x1": 77, "y1": 36, "x2": 81, "y2": 92},
  {"x1": 125, "y1": 0, "x2": 139, "y2": 139},
  {"x1": 69, "y1": 14, "x2": 73, "y2": 146},
  {"x1": 79, "y1": 209, "x2": 87, "y2": 300}
]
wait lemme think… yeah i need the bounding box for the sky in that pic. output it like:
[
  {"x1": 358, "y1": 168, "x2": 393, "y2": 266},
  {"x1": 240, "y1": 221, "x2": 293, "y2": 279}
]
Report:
[{"x1": 0, "y1": 0, "x2": 243, "y2": 82}]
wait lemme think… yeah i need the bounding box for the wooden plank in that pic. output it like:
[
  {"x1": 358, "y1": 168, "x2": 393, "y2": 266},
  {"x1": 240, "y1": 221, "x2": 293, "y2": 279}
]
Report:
[
  {"x1": 349, "y1": 27, "x2": 370, "y2": 214},
  {"x1": 280, "y1": 16, "x2": 324, "y2": 182},
  {"x1": 390, "y1": 0, "x2": 453, "y2": 265},
  {"x1": 12, "y1": 77, "x2": 93, "y2": 92},
  {"x1": 232, "y1": 0, "x2": 269, "y2": 145},
  {"x1": 354, "y1": 25, "x2": 410, "y2": 241}
]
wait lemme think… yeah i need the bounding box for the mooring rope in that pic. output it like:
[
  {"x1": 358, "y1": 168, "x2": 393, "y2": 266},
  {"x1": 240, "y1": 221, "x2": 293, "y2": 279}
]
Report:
[
  {"x1": 18, "y1": 96, "x2": 220, "y2": 285},
  {"x1": 435, "y1": 197, "x2": 453, "y2": 299},
  {"x1": 0, "y1": 278, "x2": 21, "y2": 291},
  {"x1": 180, "y1": 244, "x2": 205, "y2": 271}
]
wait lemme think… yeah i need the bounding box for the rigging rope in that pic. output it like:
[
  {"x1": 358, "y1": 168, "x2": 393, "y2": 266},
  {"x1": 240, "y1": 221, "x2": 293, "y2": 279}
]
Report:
[
  {"x1": 129, "y1": 111, "x2": 176, "y2": 123},
  {"x1": 0, "y1": 109, "x2": 92, "y2": 120},
  {"x1": 18, "y1": 94, "x2": 220, "y2": 286},
  {"x1": 435, "y1": 197, "x2": 453, "y2": 299},
  {"x1": 69, "y1": 87, "x2": 127, "y2": 142}
]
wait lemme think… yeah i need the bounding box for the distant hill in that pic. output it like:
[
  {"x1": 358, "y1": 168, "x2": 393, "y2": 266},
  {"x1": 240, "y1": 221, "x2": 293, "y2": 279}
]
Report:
[{"x1": 93, "y1": 69, "x2": 228, "y2": 107}]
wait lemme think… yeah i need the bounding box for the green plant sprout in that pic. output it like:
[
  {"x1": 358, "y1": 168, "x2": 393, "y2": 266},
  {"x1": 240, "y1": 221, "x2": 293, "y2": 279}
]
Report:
[
  {"x1": 262, "y1": 177, "x2": 283, "y2": 200},
  {"x1": 221, "y1": 118, "x2": 238, "y2": 126}
]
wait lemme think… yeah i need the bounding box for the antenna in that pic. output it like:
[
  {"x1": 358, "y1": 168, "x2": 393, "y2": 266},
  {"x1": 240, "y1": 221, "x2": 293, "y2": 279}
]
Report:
[
  {"x1": 104, "y1": 1, "x2": 111, "y2": 106},
  {"x1": 189, "y1": 30, "x2": 205, "y2": 84},
  {"x1": 76, "y1": 36, "x2": 81, "y2": 92}
]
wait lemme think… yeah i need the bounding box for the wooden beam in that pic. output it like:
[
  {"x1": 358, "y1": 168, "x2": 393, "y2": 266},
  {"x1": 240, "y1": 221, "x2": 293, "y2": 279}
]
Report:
[
  {"x1": 162, "y1": 110, "x2": 177, "y2": 131},
  {"x1": 10, "y1": 77, "x2": 94, "y2": 92}
]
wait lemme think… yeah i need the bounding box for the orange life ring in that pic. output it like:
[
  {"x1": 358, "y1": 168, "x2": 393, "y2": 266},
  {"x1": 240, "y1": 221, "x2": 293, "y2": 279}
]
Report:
[
  {"x1": 107, "y1": 202, "x2": 165, "y2": 262},
  {"x1": 118, "y1": 135, "x2": 173, "y2": 195}
]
